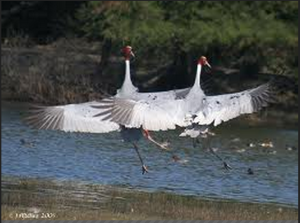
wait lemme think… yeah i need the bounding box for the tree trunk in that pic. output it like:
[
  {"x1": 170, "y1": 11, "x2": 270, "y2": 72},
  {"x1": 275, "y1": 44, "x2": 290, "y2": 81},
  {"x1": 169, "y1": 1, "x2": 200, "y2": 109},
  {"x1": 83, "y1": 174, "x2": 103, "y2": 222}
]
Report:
[{"x1": 93, "y1": 38, "x2": 112, "y2": 89}]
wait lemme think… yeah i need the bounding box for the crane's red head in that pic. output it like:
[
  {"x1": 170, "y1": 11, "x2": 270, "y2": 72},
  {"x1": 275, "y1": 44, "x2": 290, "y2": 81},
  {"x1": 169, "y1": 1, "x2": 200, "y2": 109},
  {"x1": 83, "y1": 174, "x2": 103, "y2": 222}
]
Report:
[
  {"x1": 122, "y1": 46, "x2": 135, "y2": 60},
  {"x1": 198, "y1": 56, "x2": 211, "y2": 68}
]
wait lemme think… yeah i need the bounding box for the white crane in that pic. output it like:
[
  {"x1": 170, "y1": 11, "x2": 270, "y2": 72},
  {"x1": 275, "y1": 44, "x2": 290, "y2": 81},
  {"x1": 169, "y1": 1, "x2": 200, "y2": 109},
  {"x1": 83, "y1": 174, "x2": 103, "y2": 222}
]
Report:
[
  {"x1": 24, "y1": 46, "x2": 195, "y2": 174},
  {"x1": 25, "y1": 47, "x2": 273, "y2": 173}
]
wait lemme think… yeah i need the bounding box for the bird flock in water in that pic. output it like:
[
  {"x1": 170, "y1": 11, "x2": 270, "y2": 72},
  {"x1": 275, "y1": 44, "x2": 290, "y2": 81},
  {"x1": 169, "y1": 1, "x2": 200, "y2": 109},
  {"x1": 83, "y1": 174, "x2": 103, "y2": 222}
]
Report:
[{"x1": 25, "y1": 46, "x2": 287, "y2": 174}]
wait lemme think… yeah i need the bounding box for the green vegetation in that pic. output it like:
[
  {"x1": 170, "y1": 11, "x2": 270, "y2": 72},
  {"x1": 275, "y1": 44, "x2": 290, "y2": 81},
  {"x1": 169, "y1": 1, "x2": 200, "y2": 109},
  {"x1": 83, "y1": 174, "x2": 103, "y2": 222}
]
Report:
[
  {"x1": 74, "y1": 1, "x2": 298, "y2": 78},
  {"x1": 2, "y1": 176, "x2": 298, "y2": 220},
  {"x1": 2, "y1": 1, "x2": 298, "y2": 77},
  {"x1": 1, "y1": 1, "x2": 298, "y2": 123}
]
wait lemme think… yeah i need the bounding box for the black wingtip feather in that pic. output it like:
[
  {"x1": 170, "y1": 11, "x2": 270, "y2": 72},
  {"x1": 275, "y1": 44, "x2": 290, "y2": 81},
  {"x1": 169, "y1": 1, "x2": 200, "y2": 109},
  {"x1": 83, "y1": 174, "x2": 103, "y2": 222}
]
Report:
[{"x1": 250, "y1": 81, "x2": 275, "y2": 111}]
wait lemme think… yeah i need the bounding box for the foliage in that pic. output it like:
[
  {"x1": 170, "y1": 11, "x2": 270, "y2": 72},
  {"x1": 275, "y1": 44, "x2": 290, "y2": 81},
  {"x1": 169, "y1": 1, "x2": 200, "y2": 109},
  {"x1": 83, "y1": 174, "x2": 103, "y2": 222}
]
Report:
[
  {"x1": 75, "y1": 1, "x2": 174, "y2": 60},
  {"x1": 76, "y1": 1, "x2": 298, "y2": 76},
  {"x1": 2, "y1": 1, "x2": 298, "y2": 77}
]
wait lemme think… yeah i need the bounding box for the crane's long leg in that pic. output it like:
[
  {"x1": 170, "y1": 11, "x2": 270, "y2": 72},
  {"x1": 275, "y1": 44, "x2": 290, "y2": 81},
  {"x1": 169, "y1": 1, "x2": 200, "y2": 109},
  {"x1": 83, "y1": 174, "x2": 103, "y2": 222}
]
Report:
[
  {"x1": 142, "y1": 129, "x2": 171, "y2": 151},
  {"x1": 132, "y1": 142, "x2": 149, "y2": 174},
  {"x1": 208, "y1": 147, "x2": 232, "y2": 170},
  {"x1": 203, "y1": 136, "x2": 232, "y2": 170}
]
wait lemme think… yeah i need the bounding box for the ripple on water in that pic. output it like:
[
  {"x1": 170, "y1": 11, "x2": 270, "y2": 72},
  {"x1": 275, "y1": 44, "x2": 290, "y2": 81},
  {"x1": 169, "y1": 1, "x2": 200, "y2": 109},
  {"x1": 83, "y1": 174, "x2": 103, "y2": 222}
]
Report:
[{"x1": 1, "y1": 101, "x2": 298, "y2": 207}]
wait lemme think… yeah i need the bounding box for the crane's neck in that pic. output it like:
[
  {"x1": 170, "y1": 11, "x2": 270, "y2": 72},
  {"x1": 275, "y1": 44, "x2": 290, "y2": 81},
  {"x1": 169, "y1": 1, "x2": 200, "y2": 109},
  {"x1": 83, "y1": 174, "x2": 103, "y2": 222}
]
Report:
[
  {"x1": 192, "y1": 64, "x2": 202, "y2": 89},
  {"x1": 184, "y1": 63, "x2": 205, "y2": 114},
  {"x1": 186, "y1": 64, "x2": 204, "y2": 100},
  {"x1": 124, "y1": 60, "x2": 133, "y2": 84},
  {"x1": 118, "y1": 60, "x2": 137, "y2": 95}
]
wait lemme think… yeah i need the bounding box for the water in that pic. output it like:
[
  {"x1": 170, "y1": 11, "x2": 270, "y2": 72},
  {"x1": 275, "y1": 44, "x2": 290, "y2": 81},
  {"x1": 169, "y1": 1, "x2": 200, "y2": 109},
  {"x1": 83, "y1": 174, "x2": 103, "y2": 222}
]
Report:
[{"x1": 2, "y1": 101, "x2": 298, "y2": 207}]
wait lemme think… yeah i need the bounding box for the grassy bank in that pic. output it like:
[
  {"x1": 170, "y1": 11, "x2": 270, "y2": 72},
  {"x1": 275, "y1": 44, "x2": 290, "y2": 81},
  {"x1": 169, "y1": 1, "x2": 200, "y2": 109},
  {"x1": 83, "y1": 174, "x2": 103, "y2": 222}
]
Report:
[{"x1": 2, "y1": 176, "x2": 298, "y2": 220}]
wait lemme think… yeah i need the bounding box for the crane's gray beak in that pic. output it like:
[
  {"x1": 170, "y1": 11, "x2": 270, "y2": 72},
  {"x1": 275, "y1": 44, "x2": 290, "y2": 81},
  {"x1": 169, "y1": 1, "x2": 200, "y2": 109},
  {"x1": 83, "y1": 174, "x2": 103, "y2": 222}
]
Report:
[{"x1": 131, "y1": 51, "x2": 135, "y2": 57}]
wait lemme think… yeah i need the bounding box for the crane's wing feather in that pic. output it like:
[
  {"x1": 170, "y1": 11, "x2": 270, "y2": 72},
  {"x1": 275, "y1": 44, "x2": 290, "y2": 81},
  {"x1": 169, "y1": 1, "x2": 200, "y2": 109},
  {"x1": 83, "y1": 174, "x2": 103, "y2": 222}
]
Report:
[
  {"x1": 92, "y1": 98, "x2": 177, "y2": 131},
  {"x1": 174, "y1": 87, "x2": 191, "y2": 99},
  {"x1": 25, "y1": 101, "x2": 120, "y2": 133},
  {"x1": 194, "y1": 83, "x2": 273, "y2": 126}
]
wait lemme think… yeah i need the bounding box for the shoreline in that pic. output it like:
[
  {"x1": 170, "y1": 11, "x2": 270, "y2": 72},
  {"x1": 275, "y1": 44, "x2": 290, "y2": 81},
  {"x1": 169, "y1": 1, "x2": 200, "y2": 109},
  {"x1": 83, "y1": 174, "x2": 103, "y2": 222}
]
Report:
[{"x1": 2, "y1": 175, "x2": 298, "y2": 220}]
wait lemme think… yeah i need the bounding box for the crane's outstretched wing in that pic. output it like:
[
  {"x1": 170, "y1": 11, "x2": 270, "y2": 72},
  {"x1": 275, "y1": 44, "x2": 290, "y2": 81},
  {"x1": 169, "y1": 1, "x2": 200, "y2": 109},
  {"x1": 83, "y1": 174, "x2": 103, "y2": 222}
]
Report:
[
  {"x1": 92, "y1": 98, "x2": 178, "y2": 131},
  {"x1": 25, "y1": 101, "x2": 120, "y2": 133},
  {"x1": 193, "y1": 83, "x2": 273, "y2": 126}
]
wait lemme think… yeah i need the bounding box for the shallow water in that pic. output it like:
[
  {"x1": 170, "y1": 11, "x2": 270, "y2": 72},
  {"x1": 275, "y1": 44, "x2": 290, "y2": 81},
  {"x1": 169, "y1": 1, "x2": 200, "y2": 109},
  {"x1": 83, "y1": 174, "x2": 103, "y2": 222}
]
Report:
[{"x1": 2, "y1": 101, "x2": 298, "y2": 207}]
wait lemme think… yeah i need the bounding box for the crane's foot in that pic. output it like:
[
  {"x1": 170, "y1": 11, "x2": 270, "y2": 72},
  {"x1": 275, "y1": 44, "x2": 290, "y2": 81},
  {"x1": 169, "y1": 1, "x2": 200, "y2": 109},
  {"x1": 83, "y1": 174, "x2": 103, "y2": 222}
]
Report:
[
  {"x1": 159, "y1": 141, "x2": 171, "y2": 150},
  {"x1": 143, "y1": 129, "x2": 171, "y2": 151},
  {"x1": 223, "y1": 161, "x2": 232, "y2": 170},
  {"x1": 142, "y1": 165, "x2": 149, "y2": 174}
]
